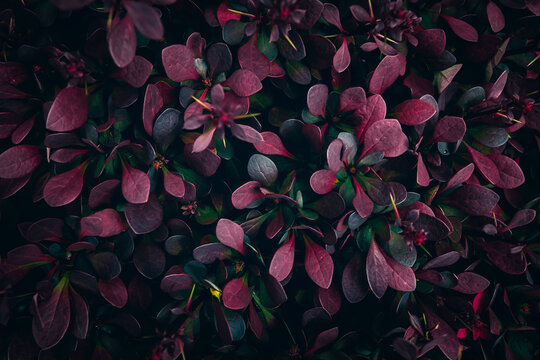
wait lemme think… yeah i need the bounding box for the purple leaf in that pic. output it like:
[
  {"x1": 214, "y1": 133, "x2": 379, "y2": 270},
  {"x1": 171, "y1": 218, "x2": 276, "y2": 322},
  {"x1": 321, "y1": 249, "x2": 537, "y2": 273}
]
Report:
[
  {"x1": 441, "y1": 14, "x2": 479, "y2": 42},
  {"x1": 269, "y1": 234, "x2": 295, "y2": 282},
  {"x1": 0, "y1": 145, "x2": 41, "y2": 179},
  {"x1": 452, "y1": 272, "x2": 490, "y2": 294},
  {"x1": 342, "y1": 253, "x2": 368, "y2": 303},
  {"x1": 70, "y1": 290, "x2": 88, "y2": 340},
  {"x1": 423, "y1": 251, "x2": 461, "y2": 270},
  {"x1": 333, "y1": 38, "x2": 350, "y2": 73},
  {"x1": 307, "y1": 327, "x2": 339, "y2": 355},
  {"x1": 360, "y1": 119, "x2": 406, "y2": 158},
  {"x1": 231, "y1": 123, "x2": 263, "y2": 144},
  {"x1": 46, "y1": 87, "x2": 89, "y2": 132},
  {"x1": 192, "y1": 126, "x2": 216, "y2": 153},
  {"x1": 352, "y1": 177, "x2": 373, "y2": 217},
  {"x1": 223, "y1": 69, "x2": 262, "y2": 97},
  {"x1": 162, "y1": 45, "x2": 198, "y2": 83},
  {"x1": 480, "y1": 241, "x2": 527, "y2": 274},
  {"x1": 441, "y1": 164, "x2": 475, "y2": 192},
  {"x1": 465, "y1": 144, "x2": 500, "y2": 185},
  {"x1": 124, "y1": 194, "x2": 163, "y2": 234},
  {"x1": 327, "y1": 138, "x2": 344, "y2": 173},
  {"x1": 50, "y1": 0, "x2": 93, "y2": 10},
  {"x1": 322, "y1": 3, "x2": 343, "y2": 31},
  {"x1": 163, "y1": 168, "x2": 185, "y2": 198},
  {"x1": 369, "y1": 53, "x2": 406, "y2": 94},
  {"x1": 253, "y1": 132, "x2": 294, "y2": 158},
  {"x1": 310, "y1": 170, "x2": 337, "y2": 195},
  {"x1": 88, "y1": 252, "x2": 121, "y2": 280},
  {"x1": 123, "y1": 0, "x2": 164, "y2": 40},
  {"x1": 307, "y1": 84, "x2": 328, "y2": 117},
  {"x1": 415, "y1": 29, "x2": 446, "y2": 56},
  {"x1": 506, "y1": 209, "x2": 536, "y2": 230},
  {"x1": 430, "y1": 116, "x2": 466, "y2": 143},
  {"x1": 133, "y1": 242, "x2": 166, "y2": 279},
  {"x1": 318, "y1": 282, "x2": 341, "y2": 315},
  {"x1": 98, "y1": 277, "x2": 128, "y2": 308},
  {"x1": 222, "y1": 278, "x2": 251, "y2": 310},
  {"x1": 80, "y1": 209, "x2": 126, "y2": 238},
  {"x1": 238, "y1": 37, "x2": 270, "y2": 80},
  {"x1": 231, "y1": 181, "x2": 265, "y2": 209},
  {"x1": 423, "y1": 305, "x2": 461, "y2": 360},
  {"x1": 488, "y1": 70, "x2": 508, "y2": 100},
  {"x1": 119, "y1": 56, "x2": 153, "y2": 88},
  {"x1": 305, "y1": 238, "x2": 334, "y2": 289},
  {"x1": 142, "y1": 84, "x2": 163, "y2": 136},
  {"x1": 394, "y1": 99, "x2": 436, "y2": 126},
  {"x1": 366, "y1": 238, "x2": 388, "y2": 299},
  {"x1": 193, "y1": 243, "x2": 229, "y2": 264},
  {"x1": 487, "y1": 2, "x2": 505, "y2": 33},
  {"x1": 417, "y1": 153, "x2": 430, "y2": 187},
  {"x1": 44, "y1": 162, "x2": 87, "y2": 207},
  {"x1": 451, "y1": 184, "x2": 499, "y2": 216},
  {"x1": 216, "y1": 218, "x2": 246, "y2": 255},
  {"x1": 108, "y1": 14, "x2": 136, "y2": 68},
  {"x1": 160, "y1": 273, "x2": 194, "y2": 293},
  {"x1": 122, "y1": 163, "x2": 150, "y2": 204},
  {"x1": 88, "y1": 180, "x2": 120, "y2": 209},
  {"x1": 489, "y1": 154, "x2": 525, "y2": 189}
]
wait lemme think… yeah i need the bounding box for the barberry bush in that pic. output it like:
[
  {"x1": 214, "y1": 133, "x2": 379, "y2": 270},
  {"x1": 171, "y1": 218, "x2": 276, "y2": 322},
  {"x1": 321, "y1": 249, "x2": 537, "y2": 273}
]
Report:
[{"x1": 1, "y1": 0, "x2": 540, "y2": 359}]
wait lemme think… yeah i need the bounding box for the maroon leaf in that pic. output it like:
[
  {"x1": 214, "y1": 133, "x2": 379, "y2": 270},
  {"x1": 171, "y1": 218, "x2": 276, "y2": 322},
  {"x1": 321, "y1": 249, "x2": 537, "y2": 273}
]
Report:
[
  {"x1": 452, "y1": 272, "x2": 490, "y2": 294},
  {"x1": 119, "y1": 56, "x2": 153, "y2": 88},
  {"x1": 213, "y1": 303, "x2": 233, "y2": 345},
  {"x1": 423, "y1": 305, "x2": 461, "y2": 360},
  {"x1": 423, "y1": 251, "x2": 461, "y2": 270},
  {"x1": 80, "y1": 209, "x2": 126, "y2": 238},
  {"x1": 98, "y1": 277, "x2": 128, "y2": 308},
  {"x1": 384, "y1": 250, "x2": 416, "y2": 293},
  {"x1": 451, "y1": 184, "x2": 499, "y2": 216},
  {"x1": 269, "y1": 234, "x2": 295, "y2": 282},
  {"x1": 160, "y1": 273, "x2": 193, "y2": 293},
  {"x1": 89, "y1": 180, "x2": 120, "y2": 209},
  {"x1": 70, "y1": 290, "x2": 88, "y2": 340},
  {"x1": 506, "y1": 209, "x2": 536, "y2": 230},
  {"x1": 222, "y1": 277, "x2": 251, "y2": 310},
  {"x1": 310, "y1": 170, "x2": 337, "y2": 195},
  {"x1": 441, "y1": 14, "x2": 479, "y2": 42},
  {"x1": 231, "y1": 181, "x2": 265, "y2": 209},
  {"x1": 122, "y1": 163, "x2": 150, "y2": 204},
  {"x1": 163, "y1": 168, "x2": 185, "y2": 198},
  {"x1": 441, "y1": 163, "x2": 475, "y2": 192},
  {"x1": 415, "y1": 29, "x2": 446, "y2": 56},
  {"x1": 162, "y1": 45, "x2": 198, "y2": 83},
  {"x1": 50, "y1": 149, "x2": 88, "y2": 164},
  {"x1": 238, "y1": 37, "x2": 270, "y2": 80},
  {"x1": 0, "y1": 145, "x2": 41, "y2": 179},
  {"x1": 44, "y1": 162, "x2": 87, "y2": 207},
  {"x1": 333, "y1": 38, "x2": 350, "y2": 73},
  {"x1": 32, "y1": 277, "x2": 70, "y2": 349},
  {"x1": 108, "y1": 14, "x2": 136, "y2": 68},
  {"x1": 480, "y1": 241, "x2": 527, "y2": 274},
  {"x1": 430, "y1": 116, "x2": 466, "y2": 143},
  {"x1": 50, "y1": 0, "x2": 93, "y2": 10},
  {"x1": 133, "y1": 242, "x2": 166, "y2": 279},
  {"x1": 416, "y1": 153, "x2": 430, "y2": 186},
  {"x1": 253, "y1": 132, "x2": 294, "y2": 158},
  {"x1": 487, "y1": 2, "x2": 505, "y2": 33},
  {"x1": 88, "y1": 252, "x2": 121, "y2": 280},
  {"x1": 366, "y1": 239, "x2": 388, "y2": 299},
  {"x1": 307, "y1": 84, "x2": 328, "y2": 117},
  {"x1": 339, "y1": 87, "x2": 366, "y2": 113},
  {"x1": 352, "y1": 177, "x2": 373, "y2": 217},
  {"x1": 248, "y1": 303, "x2": 263, "y2": 339},
  {"x1": 360, "y1": 119, "x2": 406, "y2": 158},
  {"x1": 342, "y1": 252, "x2": 368, "y2": 303},
  {"x1": 369, "y1": 53, "x2": 406, "y2": 94},
  {"x1": 223, "y1": 69, "x2": 262, "y2": 97},
  {"x1": 488, "y1": 154, "x2": 525, "y2": 189},
  {"x1": 305, "y1": 238, "x2": 334, "y2": 289},
  {"x1": 124, "y1": 194, "x2": 163, "y2": 234},
  {"x1": 216, "y1": 218, "x2": 246, "y2": 255},
  {"x1": 46, "y1": 87, "x2": 89, "y2": 132},
  {"x1": 142, "y1": 84, "x2": 163, "y2": 136},
  {"x1": 465, "y1": 144, "x2": 500, "y2": 185},
  {"x1": 394, "y1": 99, "x2": 436, "y2": 126},
  {"x1": 7, "y1": 244, "x2": 54, "y2": 266},
  {"x1": 318, "y1": 282, "x2": 341, "y2": 315},
  {"x1": 307, "y1": 327, "x2": 339, "y2": 355},
  {"x1": 123, "y1": 0, "x2": 164, "y2": 40}
]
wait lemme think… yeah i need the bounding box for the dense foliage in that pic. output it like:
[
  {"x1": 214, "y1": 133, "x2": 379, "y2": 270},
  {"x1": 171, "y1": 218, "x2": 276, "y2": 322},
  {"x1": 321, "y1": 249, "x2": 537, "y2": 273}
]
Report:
[{"x1": 1, "y1": 0, "x2": 540, "y2": 359}]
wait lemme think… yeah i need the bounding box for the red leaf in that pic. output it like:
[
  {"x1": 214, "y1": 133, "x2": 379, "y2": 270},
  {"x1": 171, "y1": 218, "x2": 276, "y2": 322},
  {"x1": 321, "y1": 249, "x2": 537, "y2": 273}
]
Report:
[
  {"x1": 108, "y1": 14, "x2": 136, "y2": 68},
  {"x1": 231, "y1": 181, "x2": 265, "y2": 209},
  {"x1": 269, "y1": 234, "x2": 295, "y2": 282},
  {"x1": 430, "y1": 116, "x2": 466, "y2": 143},
  {"x1": 80, "y1": 209, "x2": 126, "y2": 238},
  {"x1": 142, "y1": 84, "x2": 163, "y2": 136},
  {"x1": 216, "y1": 2, "x2": 241, "y2": 27},
  {"x1": 222, "y1": 278, "x2": 251, "y2": 310},
  {"x1": 394, "y1": 99, "x2": 436, "y2": 126},
  {"x1": 441, "y1": 14, "x2": 479, "y2": 42},
  {"x1": 304, "y1": 239, "x2": 334, "y2": 289},
  {"x1": 119, "y1": 56, "x2": 153, "y2": 88},
  {"x1": 32, "y1": 276, "x2": 70, "y2": 349},
  {"x1": 122, "y1": 163, "x2": 150, "y2": 204},
  {"x1": 368, "y1": 53, "x2": 406, "y2": 94},
  {"x1": 489, "y1": 154, "x2": 525, "y2": 189},
  {"x1": 360, "y1": 119, "x2": 406, "y2": 158},
  {"x1": 238, "y1": 37, "x2": 270, "y2": 80},
  {"x1": 465, "y1": 145, "x2": 500, "y2": 185},
  {"x1": 123, "y1": 0, "x2": 163, "y2": 40},
  {"x1": 223, "y1": 69, "x2": 262, "y2": 97},
  {"x1": 253, "y1": 132, "x2": 294, "y2": 158},
  {"x1": 417, "y1": 153, "x2": 430, "y2": 187},
  {"x1": 310, "y1": 170, "x2": 337, "y2": 195},
  {"x1": 487, "y1": 1, "x2": 505, "y2": 33},
  {"x1": 162, "y1": 45, "x2": 198, "y2": 82},
  {"x1": 124, "y1": 194, "x2": 163, "y2": 234},
  {"x1": 98, "y1": 277, "x2": 128, "y2": 308},
  {"x1": 163, "y1": 168, "x2": 185, "y2": 198},
  {"x1": 70, "y1": 290, "x2": 89, "y2": 340},
  {"x1": 307, "y1": 84, "x2": 328, "y2": 117},
  {"x1": 333, "y1": 38, "x2": 350, "y2": 73},
  {"x1": 318, "y1": 282, "x2": 341, "y2": 315},
  {"x1": 0, "y1": 145, "x2": 41, "y2": 179},
  {"x1": 216, "y1": 218, "x2": 246, "y2": 255},
  {"x1": 44, "y1": 162, "x2": 87, "y2": 207},
  {"x1": 366, "y1": 238, "x2": 388, "y2": 299},
  {"x1": 452, "y1": 272, "x2": 490, "y2": 294},
  {"x1": 441, "y1": 163, "x2": 475, "y2": 192},
  {"x1": 46, "y1": 87, "x2": 89, "y2": 132}
]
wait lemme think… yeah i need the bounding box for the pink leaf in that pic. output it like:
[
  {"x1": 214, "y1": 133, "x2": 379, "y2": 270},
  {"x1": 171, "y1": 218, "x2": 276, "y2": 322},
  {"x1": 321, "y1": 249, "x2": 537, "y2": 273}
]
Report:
[
  {"x1": 119, "y1": 56, "x2": 153, "y2": 88},
  {"x1": 163, "y1": 168, "x2": 185, "y2": 198},
  {"x1": 44, "y1": 162, "x2": 87, "y2": 207},
  {"x1": 489, "y1": 154, "x2": 525, "y2": 189},
  {"x1": 304, "y1": 239, "x2": 334, "y2": 289},
  {"x1": 0, "y1": 145, "x2": 41, "y2": 179},
  {"x1": 80, "y1": 209, "x2": 126, "y2": 238},
  {"x1": 269, "y1": 234, "x2": 295, "y2": 282},
  {"x1": 253, "y1": 132, "x2": 294, "y2": 158},
  {"x1": 238, "y1": 37, "x2": 270, "y2": 80},
  {"x1": 465, "y1": 144, "x2": 500, "y2": 185},
  {"x1": 441, "y1": 14, "x2": 479, "y2": 42},
  {"x1": 123, "y1": 0, "x2": 163, "y2": 40},
  {"x1": 360, "y1": 119, "x2": 406, "y2": 158},
  {"x1": 231, "y1": 181, "x2": 265, "y2": 209},
  {"x1": 417, "y1": 153, "x2": 430, "y2": 187},
  {"x1": 46, "y1": 87, "x2": 89, "y2": 132},
  {"x1": 394, "y1": 99, "x2": 436, "y2": 126},
  {"x1": 192, "y1": 126, "x2": 217, "y2": 153},
  {"x1": 231, "y1": 123, "x2": 263, "y2": 144},
  {"x1": 162, "y1": 45, "x2": 198, "y2": 83},
  {"x1": 223, "y1": 69, "x2": 262, "y2": 97},
  {"x1": 366, "y1": 238, "x2": 388, "y2": 299},
  {"x1": 333, "y1": 38, "x2": 350, "y2": 73},
  {"x1": 487, "y1": 1, "x2": 505, "y2": 33},
  {"x1": 488, "y1": 69, "x2": 508, "y2": 100},
  {"x1": 307, "y1": 84, "x2": 328, "y2": 117},
  {"x1": 216, "y1": 218, "x2": 246, "y2": 255},
  {"x1": 122, "y1": 163, "x2": 150, "y2": 204},
  {"x1": 369, "y1": 53, "x2": 406, "y2": 94},
  {"x1": 142, "y1": 84, "x2": 163, "y2": 136},
  {"x1": 310, "y1": 170, "x2": 338, "y2": 195},
  {"x1": 108, "y1": 14, "x2": 136, "y2": 68},
  {"x1": 352, "y1": 177, "x2": 373, "y2": 217},
  {"x1": 441, "y1": 163, "x2": 475, "y2": 192},
  {"x1": 222, "y1": 278, "x2": 251, "y2": 310}
]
